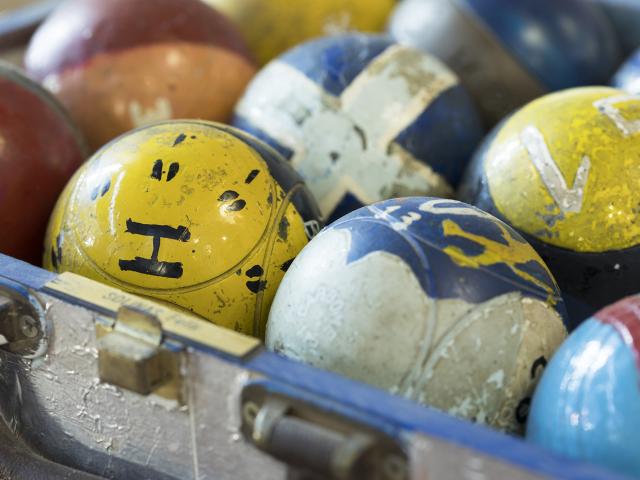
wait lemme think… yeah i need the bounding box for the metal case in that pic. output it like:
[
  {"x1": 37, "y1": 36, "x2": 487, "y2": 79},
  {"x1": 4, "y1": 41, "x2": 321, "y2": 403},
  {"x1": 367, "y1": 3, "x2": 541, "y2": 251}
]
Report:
[{"x1": 0, "y1": 254, "x2": 629, "y2": 480}]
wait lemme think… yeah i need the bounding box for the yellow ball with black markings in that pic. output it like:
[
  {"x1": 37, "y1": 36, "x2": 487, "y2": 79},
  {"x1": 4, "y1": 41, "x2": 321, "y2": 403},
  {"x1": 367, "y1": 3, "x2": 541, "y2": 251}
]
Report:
[
  {"x1": 461, "y1": 87, "x2": 640, "y2": 325},
  {"x1": 204, "y1": 0, "x2": 395, "y2": 65},
  {"x1": 44, "y1": 120, "x2": 321, "y2": 338}
]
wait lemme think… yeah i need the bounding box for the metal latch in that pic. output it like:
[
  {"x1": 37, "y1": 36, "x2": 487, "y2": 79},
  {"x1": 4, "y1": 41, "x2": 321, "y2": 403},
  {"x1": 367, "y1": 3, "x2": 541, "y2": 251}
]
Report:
[
  {"x1": 0, "y1": 283, "x2": 47, "y2": 359},
  {"x1": 96, "y1": 306, "x2": 184, "y2": 404},
  {"x1": 241, "y1": 384, "x2": 408, "y2": 480}
]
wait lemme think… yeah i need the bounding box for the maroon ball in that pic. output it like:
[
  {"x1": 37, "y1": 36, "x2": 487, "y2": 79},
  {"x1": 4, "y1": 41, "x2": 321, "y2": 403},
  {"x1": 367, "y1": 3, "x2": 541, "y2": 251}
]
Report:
[
  {"x1": 0, "y1": 62, "x2": 87, "y2": 264},
  {"x1": 25, "y1": 0, "x2": 256, "y2": 151}
]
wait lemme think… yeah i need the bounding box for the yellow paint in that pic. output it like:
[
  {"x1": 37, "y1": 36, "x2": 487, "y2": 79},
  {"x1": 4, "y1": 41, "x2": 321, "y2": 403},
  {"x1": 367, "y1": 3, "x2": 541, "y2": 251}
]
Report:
[
  {"x1": 485, "y1": 87, "x2": 640, "y2": 253},
  {"x1": 45, "y1": 272, "x2": 260, "y2": 357},
  {"x1": 442, "y1": 219, "x2": 555, "y2": 297},
  {"x1": 44, "y1": 121, "x2": 312, "y2": 338},
  {"x1": 204, "y1": 0, "x2": 395, "y2": 65}
]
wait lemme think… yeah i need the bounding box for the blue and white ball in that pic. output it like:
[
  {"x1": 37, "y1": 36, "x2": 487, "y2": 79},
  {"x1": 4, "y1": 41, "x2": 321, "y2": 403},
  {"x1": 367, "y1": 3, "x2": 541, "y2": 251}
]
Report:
[
  {"x1": 266, "y1": 198, "x2": 569, "y2": 433},
  {"x1": 389, "y1": 0, "x2": 622, "y2": 125},
  {"x1": 589, "y1": 0, "x2": 640, "y2": 55},
  {"x1": 612, "y1": 48, "x2": 640, "y2": 94},
  {"x1": 527, "y1": 295, "x2": 640, "y2": 477},
  {"x1": 234, "y1": 34, "x2": 484, "y2": 222}
]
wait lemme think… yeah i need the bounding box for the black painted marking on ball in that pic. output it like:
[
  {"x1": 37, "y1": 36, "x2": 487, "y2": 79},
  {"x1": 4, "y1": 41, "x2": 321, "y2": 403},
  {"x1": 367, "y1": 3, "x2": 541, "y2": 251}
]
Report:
[
  {"x1": 91, "y1": 178, "x2": 112, "y2": 200},
  {"x1": 530, "y1": 356, "x2": 548, "y2": 379},
  {"x1": 226, "y1": 200, "x2": 246, "y2": 212},
  {"x1": 173, "y1": 133, "x2": 187, "y2": 146},
  {"x1": 267, "y1": 192, "x2": 273, "y2": 205},
  {"x1": 119, "y1": 219, "x2": 191, "y2": 278},
  {"x1": 245, "y1": 169, "x2": 260, "y2": 184},
  {"x1": 245, "y1": 264, "x2": 266, "y2": 293},
  {"x1": 218, "y1": 190, "x2": 239, "y2": 202},
  {"x1": 246, "y1": 265, "x2": 263, "y2": 278},
  {"x1": 151, "y1": 160, "x2": 163, "y2": 180},
  {"x1": 353, "y1": 125, "x2": 367, "y2": 150},
  {"x1": 246, "y1": 280, "x2": 267, "y2": 294},
  {"x1": 278, "y1": 216, "x2": 290, "y2": 241},
  {"x1": 101, "y1": 179, "x2": 111, "y2": 196},
  {"x1": 50, "y1": 248, "x2": 58, "y2": 270},
  {"x1": 51, "y1": 233, "x2": 63, "y2": 271},
  {"x1": 280, "y1": 258, "x2": 294, "y2": 272},
  {"x1": 330, "y1": 151, "x2": 340, "y2": 163},
  {"x1": 167, "y1": 163, "x2": 180, "y2": 182},
  {"x1": 515, "y1": 397, "x2": 531, "y2": 424}
]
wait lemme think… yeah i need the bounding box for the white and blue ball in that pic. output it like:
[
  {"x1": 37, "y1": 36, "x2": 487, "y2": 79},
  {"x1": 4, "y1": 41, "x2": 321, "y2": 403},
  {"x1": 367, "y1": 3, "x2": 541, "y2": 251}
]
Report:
[
  {"x1": 612, "y1": 48, "x2": 640, "y2": 94},
  {"x1": 266, "y1": 198, "x2": 569, "y2": 433},
  {"x1": 590, "y1": 0, "x2": 640, "y2": 55},
  {"x1": 234, "y1": 34, "x2": 484, "y2": 223}
]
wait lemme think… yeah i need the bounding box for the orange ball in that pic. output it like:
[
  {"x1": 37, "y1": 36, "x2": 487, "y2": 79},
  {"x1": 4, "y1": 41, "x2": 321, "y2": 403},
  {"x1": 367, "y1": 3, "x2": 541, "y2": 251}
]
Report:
[{"x1": 25, "y1": 0, "x2": 256, "y2": 151}]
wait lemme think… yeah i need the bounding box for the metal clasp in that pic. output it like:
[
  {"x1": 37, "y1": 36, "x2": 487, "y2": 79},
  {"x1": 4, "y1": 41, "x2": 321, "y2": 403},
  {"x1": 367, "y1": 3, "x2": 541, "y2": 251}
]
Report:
[
  {"x1": 241, "y1": 384, "x2": 408, "y2": 480},
  {"x1": 0, "y1": 281, "x2": 48, "y2": 359},
  {"x1": 97, "y1": 306, "x2": 184, "y2": 404}
]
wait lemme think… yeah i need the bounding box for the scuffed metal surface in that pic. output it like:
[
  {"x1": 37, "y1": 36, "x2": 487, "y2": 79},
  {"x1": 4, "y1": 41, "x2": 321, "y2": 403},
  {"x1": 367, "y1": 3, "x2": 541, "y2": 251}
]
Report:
[
  {"x1": 407, "y1": 433, "x2": 547, "y2": 480},
  {"x1": 0, "y1": 293, "x2": 285, "y2": 479}
]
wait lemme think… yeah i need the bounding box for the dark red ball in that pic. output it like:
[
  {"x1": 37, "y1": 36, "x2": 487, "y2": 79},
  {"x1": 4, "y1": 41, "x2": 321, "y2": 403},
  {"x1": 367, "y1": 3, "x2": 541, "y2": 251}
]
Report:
[
  {"x1": 0, "y1": 63, "x2": 87, "y2": 264},
  {"x1": 25, "y1": 0, "x2": 256, "y2": 151}
]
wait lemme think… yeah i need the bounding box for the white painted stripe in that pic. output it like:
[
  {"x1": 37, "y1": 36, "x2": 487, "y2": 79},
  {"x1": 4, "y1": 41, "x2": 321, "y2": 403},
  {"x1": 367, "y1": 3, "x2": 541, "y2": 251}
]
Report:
[
  {"x1": 341, "y1": 44, "x2": 458, "y2": 149},
  {"x1": 594, "y1": 94, "x2": 640, "y2": 137},
  {"x1": 235, "y1": 61, "x2": 337, "y2": 162},
  {"x1": 520, "y1": 126, "x2": 590, "y2": 214},
  {"x1": 129, "y1": 98, "x2": 173, "y2": 128},
  {"x1": 235, "y1": 51, "x2": 454, "y2": 219},
  {"x1": 419, "y1": 198, "x2": 494, "y2": 220}
]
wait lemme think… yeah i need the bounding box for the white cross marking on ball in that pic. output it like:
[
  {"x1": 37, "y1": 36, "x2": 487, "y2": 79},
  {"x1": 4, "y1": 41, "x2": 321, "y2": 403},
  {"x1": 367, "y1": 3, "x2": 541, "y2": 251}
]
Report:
[{"x1": 236, "y1": 45, "x2": 457, "y2": 219}]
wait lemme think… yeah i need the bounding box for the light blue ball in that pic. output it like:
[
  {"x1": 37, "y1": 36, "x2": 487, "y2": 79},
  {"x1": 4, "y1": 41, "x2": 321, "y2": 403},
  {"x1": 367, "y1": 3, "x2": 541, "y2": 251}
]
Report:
[{"x1": 527, "y1": 295, "x2": 640, "y2": 478}]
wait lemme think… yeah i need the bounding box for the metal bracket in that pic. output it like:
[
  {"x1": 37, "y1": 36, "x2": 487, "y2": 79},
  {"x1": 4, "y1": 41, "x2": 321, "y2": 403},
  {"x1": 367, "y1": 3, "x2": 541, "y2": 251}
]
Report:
[
  {"x1": 241, "y1": 384, "x2": 408, "y2": 480},
  {"x1": 0, "y1": 280, "x2": 48, "y2": 359},
  {"x1": 96, "y1": 306, "x2": 185, "y2": 404}
]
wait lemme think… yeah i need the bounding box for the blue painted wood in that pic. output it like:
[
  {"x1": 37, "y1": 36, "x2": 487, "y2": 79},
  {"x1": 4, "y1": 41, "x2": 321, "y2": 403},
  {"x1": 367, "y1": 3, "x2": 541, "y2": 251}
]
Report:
[
  {"x1": 0, "y1": 254, "x2": 56, "y2": 290},
  {"x1": 247, "y1": 351, "x2": 631, "y2": 480}
]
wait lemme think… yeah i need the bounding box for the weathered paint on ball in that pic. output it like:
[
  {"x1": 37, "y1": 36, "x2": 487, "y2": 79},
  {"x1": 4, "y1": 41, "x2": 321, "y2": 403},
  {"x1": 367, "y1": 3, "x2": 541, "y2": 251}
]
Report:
[
  {"x1": 0, "y1": 62, "x2": 86, "y2": 265},
  {"x1": 44, "y1": 121, "x2": 321, "y2": 338},
  {"x1": 204, "y1": 0, "x2": 395, "y2": 65},
  {"x1": 467, "y1": 87, "x2": 640, "y2": 252},
  {"x1": 266, "y1": 198, "x2": 568, "y2": 433},
  {"x1": 25, "y1": 0, "x2": 256, "y2": 151},
  {"x1": 389, "y1": 0, "x2": 622, "y2": 126},
  {"x1": 612, "y1": 48, "x2": 640, "y2": 95},
  {"x1": 460, "y1": 87, "x2": 640, "y2": 324},
  {"x1": 527, "y1": 295, "x2": 640, "y2": 478},
  {"x1": 234, "y1": 34, "x2": 484, "y2": 222}
]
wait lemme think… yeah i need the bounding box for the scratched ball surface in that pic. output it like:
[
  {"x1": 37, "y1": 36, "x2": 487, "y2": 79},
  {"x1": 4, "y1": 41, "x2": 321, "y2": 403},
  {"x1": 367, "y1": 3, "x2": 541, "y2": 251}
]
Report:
[
  {"x1": 0, "y1": 62, "x2": 86, "y2": 265},
  {"x1": 204, "y1": 0, "x2": 395, "y2": 66},
  {"x1": 527, "y1": 295, "x2": 640, "y2": 478},
  {"x1": 234, "y1": 34, "x2": 484, "y2": 222},
  {"x1": 44, "y1": 121, "x2": 321, "y2": 338},
  {"x1": 389, "y1": 0, "x2": 621, "y2": 126},
  {"x1": 24, "y1": 0, "x2": 256, "y2": 152},
  {"x1": 266, "y1": 198, "x2": 568, "y2": 433},
  {"x1": 460, "y1": 87, "x2": 640, "y2": 325}
]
